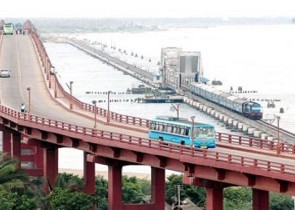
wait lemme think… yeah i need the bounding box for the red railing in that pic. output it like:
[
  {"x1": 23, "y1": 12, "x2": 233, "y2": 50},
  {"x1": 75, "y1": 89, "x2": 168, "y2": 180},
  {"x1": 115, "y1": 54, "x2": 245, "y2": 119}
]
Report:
[
  {"x1": 26, "y1": 21, "x2": 295, "y2": 155},
  {"x1": 18, "y1": 21, "x2": 295, "y2": 179},
  {"x1": 1, "y1": 104, "x2": 295, "y2": 179},
  {"x1": 216, "y1": 133, "x2": 295, "y2": 154},
  {"x1": 25, "y1": 21, "x2": 150, "y2": 129}
]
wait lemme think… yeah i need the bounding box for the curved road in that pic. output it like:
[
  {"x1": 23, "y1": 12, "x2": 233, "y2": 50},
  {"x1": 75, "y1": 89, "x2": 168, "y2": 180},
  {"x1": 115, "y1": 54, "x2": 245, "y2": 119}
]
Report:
[{"x1": 0, "y1": 34, "x2": 294, "y2": 167}]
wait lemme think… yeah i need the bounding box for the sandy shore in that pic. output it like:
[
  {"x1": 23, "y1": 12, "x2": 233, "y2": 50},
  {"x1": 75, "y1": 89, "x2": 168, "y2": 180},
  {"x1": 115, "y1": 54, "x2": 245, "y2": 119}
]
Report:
[{"x1": 59, "y1": 168, "x2": 152, "y2": 180}]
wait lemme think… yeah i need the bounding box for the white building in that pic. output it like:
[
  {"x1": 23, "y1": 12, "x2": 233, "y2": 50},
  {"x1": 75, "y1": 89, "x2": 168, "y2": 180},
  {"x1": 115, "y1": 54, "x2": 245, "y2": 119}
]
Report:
[{"x1": 160, "y1": 48, "x2": 203, "y2": 91}]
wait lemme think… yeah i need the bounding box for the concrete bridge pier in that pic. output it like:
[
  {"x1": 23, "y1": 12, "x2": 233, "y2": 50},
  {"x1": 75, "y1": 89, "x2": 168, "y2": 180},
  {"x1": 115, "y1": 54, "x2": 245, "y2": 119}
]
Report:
[
  {"x1": 108, "y1": 163, "x2": 165, "y2": 210},
  {"x1": 1, "y1": 126, "x2": 12, "y2": 155},
  {"x1": 253, "y1": 189, "x2": 269, "y2": 210},
  {"x1": 11, "y1": 132, "x2": 22, "y2": 167},
  {"x1": 44, "y1": 146, "x2": 59, "y2": 193},
  {"x1": 206, "y1": 187, "x2": 223, "y2": 210},
  {"x1": 83, "y1": 152, "x2": 96, "y2": 195}
]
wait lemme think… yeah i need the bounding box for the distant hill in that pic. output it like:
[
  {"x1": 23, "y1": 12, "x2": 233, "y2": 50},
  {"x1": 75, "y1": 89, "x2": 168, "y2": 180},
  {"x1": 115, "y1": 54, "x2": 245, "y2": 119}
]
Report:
[{"x1": 3, "y1": 17, "x2": 295, "y2": 33}]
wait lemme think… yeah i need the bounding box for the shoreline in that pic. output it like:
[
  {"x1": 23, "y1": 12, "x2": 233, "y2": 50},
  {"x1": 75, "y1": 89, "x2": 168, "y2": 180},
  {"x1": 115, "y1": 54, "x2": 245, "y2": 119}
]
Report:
[{"x1": 59, "y1": 168, "x2": 152, "y2": 180}]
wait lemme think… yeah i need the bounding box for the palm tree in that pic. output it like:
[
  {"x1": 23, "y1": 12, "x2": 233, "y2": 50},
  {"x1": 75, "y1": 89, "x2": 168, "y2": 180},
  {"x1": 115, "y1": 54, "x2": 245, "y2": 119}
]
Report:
[
  {"x1": 0, "y1": 152, "x2": 29, "y2": 191},
  {"x1": 0, "y1": 152, "x2": 50, "y2": 209}
]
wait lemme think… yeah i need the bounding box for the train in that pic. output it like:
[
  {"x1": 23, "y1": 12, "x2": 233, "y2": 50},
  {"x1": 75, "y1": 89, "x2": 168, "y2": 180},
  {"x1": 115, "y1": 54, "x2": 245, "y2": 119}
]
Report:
[{"x1": 185, "y1": 82, "x2": 263, "y2": 120}]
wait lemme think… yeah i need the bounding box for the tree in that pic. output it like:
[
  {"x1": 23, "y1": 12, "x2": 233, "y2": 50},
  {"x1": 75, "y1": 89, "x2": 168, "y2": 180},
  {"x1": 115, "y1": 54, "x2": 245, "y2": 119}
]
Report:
[
  {"x1": 0, "y1": 152, "x2": 46, "y2": 210},
  {"x1": 95, "y1": 176, "x2": 108, "y2": 210},
  {"x1": 53, "y1": 172, "x2": 83, "y2": 191},
  {"x1": 165, "y1": 174, "x2": 205, "y2": 207},
  {"x1": 270, "y1": 192, "x2": 294, "y2": 210},
  {"x1": 223, "y1": 187, "x2": 252, "y2": 210},
  {"x1": 0, "y1": 153, "x2": 29, "y2": 191},
  {"x1": 48, "y1": 187, "x2": 95, "y2": 210},
  {"x1": 122, "y1": 176, "x2": 147, "y2": 203}
]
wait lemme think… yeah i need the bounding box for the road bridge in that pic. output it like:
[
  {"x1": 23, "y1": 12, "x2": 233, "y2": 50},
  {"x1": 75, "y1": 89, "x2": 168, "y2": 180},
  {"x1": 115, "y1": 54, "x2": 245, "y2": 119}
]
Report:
[{"x1": 0, "y1": 20, "x2": 295, "y2": 210}]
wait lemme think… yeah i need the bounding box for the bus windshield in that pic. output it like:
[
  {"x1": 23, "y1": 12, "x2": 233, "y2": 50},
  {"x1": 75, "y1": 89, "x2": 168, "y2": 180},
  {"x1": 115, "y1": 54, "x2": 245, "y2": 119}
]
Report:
[{"x1": 195, "y1": 127, "x2": 215, "y2": 138}]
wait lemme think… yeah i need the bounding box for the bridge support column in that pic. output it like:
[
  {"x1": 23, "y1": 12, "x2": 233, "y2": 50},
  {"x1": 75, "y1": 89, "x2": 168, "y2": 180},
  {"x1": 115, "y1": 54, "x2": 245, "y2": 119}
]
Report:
[
  {"x1": 108, "y1": 164, "x2": 123, "y2": 210},
  {"x1": 1, "y1": 129, "x2": 11, "y2": 155},
  {"x1": 44, "y1": 147, "x2": 58, "y2": 193},
  {"x1": 253, "y1": 189, "x2": 269, "y2": 210},
  {"x1": 151, "y1": 167, "x2": 165, "y2": 210},
  {"x1": 35, "y1": 147, "x2": 44, "y2": 169},
  {"x1": 83, "y1": 152, "x2": 96, "y2": 194},
  {"x1": 206, "y1": 187, "x2": 223, "y2": 210},
  {"x1": 11, "y1": 132, "x2": 22, "y2": 167}
]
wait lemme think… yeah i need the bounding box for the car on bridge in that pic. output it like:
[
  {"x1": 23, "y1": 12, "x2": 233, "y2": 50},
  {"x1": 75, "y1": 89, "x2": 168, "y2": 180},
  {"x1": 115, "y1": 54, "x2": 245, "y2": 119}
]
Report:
[{"x1": 0, "y1": 69, "x2": 11, "y2": 78}]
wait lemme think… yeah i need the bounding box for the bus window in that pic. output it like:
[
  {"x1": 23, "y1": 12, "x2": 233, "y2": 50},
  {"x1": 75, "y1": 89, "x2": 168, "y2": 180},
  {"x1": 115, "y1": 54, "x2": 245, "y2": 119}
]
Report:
[
  {"x1": 180, "y1": 128, "x2": 186, "y2": 135},
  {"x1": 185, "y1": 128, "x2": 190, "y2": 136}
]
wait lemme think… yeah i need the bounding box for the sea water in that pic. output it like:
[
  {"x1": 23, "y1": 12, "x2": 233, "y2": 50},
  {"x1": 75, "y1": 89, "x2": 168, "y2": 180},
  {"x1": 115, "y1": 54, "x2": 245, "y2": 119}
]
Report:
[{"x1": 43, "y1": 24, "x2": 295, "y2": 174}]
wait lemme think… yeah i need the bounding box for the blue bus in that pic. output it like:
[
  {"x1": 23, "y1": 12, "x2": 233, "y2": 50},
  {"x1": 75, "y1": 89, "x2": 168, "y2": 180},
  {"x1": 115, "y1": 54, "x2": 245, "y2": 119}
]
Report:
[{"x1": 148, "y1": 116, "x2": 216, "y2": 149}]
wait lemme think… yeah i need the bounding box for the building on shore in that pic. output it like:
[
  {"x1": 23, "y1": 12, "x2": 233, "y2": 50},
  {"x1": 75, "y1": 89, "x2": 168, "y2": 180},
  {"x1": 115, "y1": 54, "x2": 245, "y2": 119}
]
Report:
[{"x1": 160, "y1": 48, "x2": 203, "y2": 92}]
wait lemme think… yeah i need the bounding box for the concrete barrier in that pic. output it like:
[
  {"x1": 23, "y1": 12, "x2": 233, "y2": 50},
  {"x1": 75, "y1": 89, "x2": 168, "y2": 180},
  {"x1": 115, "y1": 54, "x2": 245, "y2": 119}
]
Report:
[
  {"x1": 267, "y1": 136, "x2": 274, "y2": 141},
  {"x1": 247, "y1": 127, "x2": 255, "y2": 135},
  {"x1": 237, "y1": 122, "x2": 243, "y2": 130},
  {"x1": 260, "y1": 133, "x2": 268, "y2": 140},
  {"x1": 223, "y1": 116, "x2": 228, "y2": 124},
  {"x1": 227, "y1": 118, "x2": 233, "y2": 126},
  {"x1": 214, "y1": 112, "x2": 220, "y2": 119},
  {"x1": 219, "y1": 114, "x2": 224, "y2": 121},
  {"x1": 253, "y1": 130, "x2": 262, "y2": 138},
  {"x1": 233, "y1": 120, "x2": 239, "y2": 127},
  {"x1": 242, "y1": 125, "x2": 249, "y2": 132}
]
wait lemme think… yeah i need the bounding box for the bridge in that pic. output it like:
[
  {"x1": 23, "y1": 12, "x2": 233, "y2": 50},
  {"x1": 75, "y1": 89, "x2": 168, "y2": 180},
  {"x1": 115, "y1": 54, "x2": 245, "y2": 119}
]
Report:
[{"x1": 0, "y1": 20, "x2": 295, "y2": 210}]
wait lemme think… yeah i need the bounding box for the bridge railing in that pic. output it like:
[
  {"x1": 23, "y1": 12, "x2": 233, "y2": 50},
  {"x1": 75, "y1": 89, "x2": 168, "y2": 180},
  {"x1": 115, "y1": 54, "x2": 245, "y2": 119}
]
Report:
[
  {"x1": 24, "y1": 21, "x2": 295, "y2": 155},
  {"x1": 1, "y1": 104, "x2": 294, "y2": 179},
  {"x1": 25, "y1": 21, "x2": 150, "y2": 128},
  {"x1": 216, "y1": 132, "x2": 295, "y2": 154}
]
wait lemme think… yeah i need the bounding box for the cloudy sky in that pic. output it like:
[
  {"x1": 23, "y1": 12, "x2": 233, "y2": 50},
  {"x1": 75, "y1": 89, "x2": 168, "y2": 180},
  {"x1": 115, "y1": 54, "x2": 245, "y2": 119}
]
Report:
[{"x1": 1, "y1": 0, "x2": 295, "y2": 18}]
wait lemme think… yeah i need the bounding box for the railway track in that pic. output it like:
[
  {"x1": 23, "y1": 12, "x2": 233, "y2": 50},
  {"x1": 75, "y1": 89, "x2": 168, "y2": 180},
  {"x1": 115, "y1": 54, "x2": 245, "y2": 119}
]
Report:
[{"x1": 183, "y1": 90, "x2": 295, "y2": 144}]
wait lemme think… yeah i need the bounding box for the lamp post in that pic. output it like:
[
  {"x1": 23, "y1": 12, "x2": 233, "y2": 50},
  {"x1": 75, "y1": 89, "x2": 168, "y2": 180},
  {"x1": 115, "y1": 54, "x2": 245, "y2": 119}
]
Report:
[
  {"x1": 69, "y1": 81, "x2": 73, "y2": 109},
  {"x1": 92, "y1": 100, "x2": 97, "y2": 129},
  {"x1": 175, "y1": 184, "x2": 183, "y2": 209},
  {"x1": 171, "y1": 104, "x2": 180, "y2": 118},
  {"x1": 26, "y1": 87, "x2": 31, "y2": 114},
  {"x1": 107, "y1": 91, "x2": 111, "y2": 123},
  {"x1": 275, "y1": 115, "x2": 281, "y2": 155},
  {"x1": 54, "y1": 71, "x2": 58, "y2": 98},
  {"x1": 191, "y1": 116, "x2": 195, "y2": 147}
]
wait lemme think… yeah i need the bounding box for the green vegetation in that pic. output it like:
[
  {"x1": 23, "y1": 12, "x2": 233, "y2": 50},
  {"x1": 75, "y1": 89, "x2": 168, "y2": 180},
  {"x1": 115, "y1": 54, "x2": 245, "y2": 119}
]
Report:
[
  {"x1": 166, "y1": 174, "x2": 205, "y2": 207},
  {"x1": 0, "y1": 152, "x2": 294, "y2": 209}
]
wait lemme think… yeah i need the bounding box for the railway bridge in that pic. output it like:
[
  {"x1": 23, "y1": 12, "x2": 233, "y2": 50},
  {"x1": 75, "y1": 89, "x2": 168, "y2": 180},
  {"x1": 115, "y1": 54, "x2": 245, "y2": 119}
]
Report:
[{"x1": 0, "y1": 20, "x2": 295, "y2": 210}]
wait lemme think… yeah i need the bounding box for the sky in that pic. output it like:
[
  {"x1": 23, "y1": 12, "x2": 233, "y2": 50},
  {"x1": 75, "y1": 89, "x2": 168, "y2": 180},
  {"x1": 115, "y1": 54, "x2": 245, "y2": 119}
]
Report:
[{"x1": 1, "y1": 0, "x2": 295, "y2": 18}]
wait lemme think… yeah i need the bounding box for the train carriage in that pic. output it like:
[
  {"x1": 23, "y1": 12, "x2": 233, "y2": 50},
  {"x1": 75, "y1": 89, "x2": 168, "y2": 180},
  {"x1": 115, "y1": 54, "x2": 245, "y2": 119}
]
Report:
[{"x1": 187, "y1": 82, "x2": 263, "y2": 120}]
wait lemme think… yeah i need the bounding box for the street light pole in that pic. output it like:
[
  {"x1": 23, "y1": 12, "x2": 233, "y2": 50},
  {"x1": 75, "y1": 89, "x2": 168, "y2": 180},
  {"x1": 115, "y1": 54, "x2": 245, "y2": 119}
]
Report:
[
  {"x1": 177, "y1": 184, "x2": 181, "y2": 208},
  {"x1": 26, "y1": 87, "x2": 31, "y2": 114},
  {"x1": 191, "y1": 116, "x2": 195, "y2": 147},
  {"x1": 69, "y1": 81, "x2": 73, "y2": 109},
  {"x1": 276, "y1": 115, "x2": 281, "y2": 155},
  {"x1": 54, "y1": 71, "x2": 58, "y2": 98},
  {"x1": 171, "y1": 104, "x2": 180, "y2": 118},
  {"x1": 107, "y1": 91, "x2": 111, "y2": 123},
  {"x1": 92, "y1": 100, "x2": 97, "y2": 129}
]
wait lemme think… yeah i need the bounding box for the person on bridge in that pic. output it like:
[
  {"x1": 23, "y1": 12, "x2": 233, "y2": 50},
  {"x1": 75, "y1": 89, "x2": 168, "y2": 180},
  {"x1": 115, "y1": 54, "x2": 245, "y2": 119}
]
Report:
[{"x1": 20, "y1": 103, "x2": 26, "y2": 113}]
